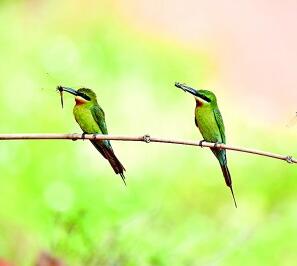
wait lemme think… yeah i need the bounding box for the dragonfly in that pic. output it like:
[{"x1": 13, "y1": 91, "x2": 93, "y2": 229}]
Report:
[{"x1": 56, "y1": 85, "x2": 64, "y2": 108}]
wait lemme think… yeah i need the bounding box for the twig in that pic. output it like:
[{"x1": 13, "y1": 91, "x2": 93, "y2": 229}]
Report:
[{"x1": 0, "y1": 133, "x2": 295, "y2": 164}]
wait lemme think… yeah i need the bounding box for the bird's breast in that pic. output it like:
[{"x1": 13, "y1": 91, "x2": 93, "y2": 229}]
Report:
[
  {"x1": 195, "y1": 106, "x2": 222, "y2": 142},
  {"x1": 73, "y1": 106, "x2": 100, "y2": 133}
]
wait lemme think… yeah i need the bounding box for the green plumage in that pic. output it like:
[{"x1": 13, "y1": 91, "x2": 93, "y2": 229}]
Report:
[
  {"x1": 70, "y1": 88, "x2": 126, "y2": 184},
  {"x1": 176, "y1": 83, "x2": 237, "y2": 207}
]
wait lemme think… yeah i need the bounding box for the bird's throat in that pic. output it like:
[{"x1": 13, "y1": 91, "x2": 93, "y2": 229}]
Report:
[
  {"x1": 75, "y1": 96, "x2": 88, "y2": 105},
  {"x1": 195, "y1": 99, "x2": 203, "y2": 107}
]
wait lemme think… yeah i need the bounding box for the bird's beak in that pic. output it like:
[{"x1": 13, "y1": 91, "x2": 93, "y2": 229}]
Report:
[
  {"x1": 175, "y1": 82, "x2": 211, "y2": 104},
  {"x1": 57, "y1": 86, "x2": 79, "y2": 96},
  {"x1": 175, "y1": 82, "x2": 199, "y2": 96}
]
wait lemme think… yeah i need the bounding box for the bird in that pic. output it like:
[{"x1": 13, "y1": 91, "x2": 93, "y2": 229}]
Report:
[
  {"x1": 57, "y1": 86, "x2": 126, "y2": 184},
  {"x1": 175, "y1": 82, "x2": 237, "y2": 207}
]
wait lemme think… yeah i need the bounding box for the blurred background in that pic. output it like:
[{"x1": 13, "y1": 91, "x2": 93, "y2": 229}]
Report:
[{"x1": 0, "y1": 0, "x2": 297, "y2": 265}]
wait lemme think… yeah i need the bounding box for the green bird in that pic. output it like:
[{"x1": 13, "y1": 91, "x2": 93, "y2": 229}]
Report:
[
  {"x1": 175, "y1": 82, "x2": 237, "y2": 207},
  {"x1": 58, "y1": 86, "x2": 126, "y2": 184}
]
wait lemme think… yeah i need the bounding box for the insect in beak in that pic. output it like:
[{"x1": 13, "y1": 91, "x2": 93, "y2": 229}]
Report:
[{"x1": 56, "y1": 86, "x2": 64, "y2": 109}]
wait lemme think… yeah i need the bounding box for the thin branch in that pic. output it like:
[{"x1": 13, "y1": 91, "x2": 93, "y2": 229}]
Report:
[{"x1": 0, "y1": 133, "x2": 296, "y2": 164}]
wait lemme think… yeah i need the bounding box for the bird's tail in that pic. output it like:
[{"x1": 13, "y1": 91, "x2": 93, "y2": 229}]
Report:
[
  {"x1": 220, "y1": 163, "x2": 237, "y2": 208},
  {"x1": 91, "y1": 140, "x2": 126, "y2": 185},
  {"x1": 212, "y1": 149, "x2": 237, "y2": 208}
]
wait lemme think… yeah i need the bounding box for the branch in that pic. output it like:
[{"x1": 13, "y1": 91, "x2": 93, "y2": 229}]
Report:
[{"x1": 0, "y1": 133, "x2": 296, "y2": 164}]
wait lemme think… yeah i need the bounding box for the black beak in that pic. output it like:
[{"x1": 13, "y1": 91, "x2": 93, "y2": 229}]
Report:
[
  {"x1": 57, "y1": 86, "x2": 79, "y2": 96},
  {"x1": 175, "y1": 82, "x2": 211, "y2": 103},
  {"x1": 175, "y1": 82, "x2": 198, "y2": 96}
]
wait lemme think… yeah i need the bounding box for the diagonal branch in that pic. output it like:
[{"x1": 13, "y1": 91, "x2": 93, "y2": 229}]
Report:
[{"x1": 0, "y1": 133, "x2": 296, "y2": 164}]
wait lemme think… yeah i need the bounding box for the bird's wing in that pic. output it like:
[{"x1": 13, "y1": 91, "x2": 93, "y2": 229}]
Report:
[
  {"x1": 213, "y1": 108, "x2": 226, "y2": 143},
  {"x1": 90, "y1": 105, "x2": 112, "y2": 148},
  {"x1": 90, "y1": 105, "x2": 108, "y2": 135}
]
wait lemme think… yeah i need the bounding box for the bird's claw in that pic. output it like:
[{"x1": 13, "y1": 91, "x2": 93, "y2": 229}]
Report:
[{"x1": 82, "y1": 133, "x2": 87, "y2": 141}]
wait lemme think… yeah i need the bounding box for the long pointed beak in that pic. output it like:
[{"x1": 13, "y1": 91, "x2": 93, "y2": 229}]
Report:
[
  {"x1": 57, "y1": 86, "x2": 79, "y2": 96},
  {"x1": 175, "y1": 82, "x2": 198, "y2": 96}
]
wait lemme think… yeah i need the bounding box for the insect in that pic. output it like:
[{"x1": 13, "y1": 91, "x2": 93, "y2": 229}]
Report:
[{"x1": 56, "y1": 86, "x2": 64, "y2": 109}]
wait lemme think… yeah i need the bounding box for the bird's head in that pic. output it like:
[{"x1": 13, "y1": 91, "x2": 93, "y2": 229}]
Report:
[
  {"x1": 175, "y1": 82, "x2": 217, "y2": 106},
  {"x1": 76, "y1": 88, "x2": 97, "y2": 103},
  {"x1": 57, "y1": 86, "x2": 97, "y2": 105}
]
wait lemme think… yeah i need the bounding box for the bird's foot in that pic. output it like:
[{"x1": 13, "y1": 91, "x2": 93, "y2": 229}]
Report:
[
  {"x1": 199, "y1": 140, "x2": 206, "y2": 147},
  {"x1": 92, "y1": 133, "x2": 98, "y2": 140}
]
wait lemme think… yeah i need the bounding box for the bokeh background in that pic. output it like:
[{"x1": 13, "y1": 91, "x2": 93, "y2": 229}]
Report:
[{"x1": 0, "y1": 0, "x2": 297, "y2": 265}]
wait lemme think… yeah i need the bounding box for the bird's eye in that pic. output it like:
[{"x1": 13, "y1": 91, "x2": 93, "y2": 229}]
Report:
[
  {"x1": 200, "y1": 95, "x2": 211, "y2": 102},
  {"x1": 79, "y1": 93, "x2": 91, "y2": 101}
]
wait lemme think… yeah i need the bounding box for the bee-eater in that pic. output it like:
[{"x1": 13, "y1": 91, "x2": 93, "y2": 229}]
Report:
[
  {"x1": 175, "y1": 82, "x2": 237, "y2": 207},
  {"x1": 58, "y1": 86, "x2": 126, "y2": 184}
]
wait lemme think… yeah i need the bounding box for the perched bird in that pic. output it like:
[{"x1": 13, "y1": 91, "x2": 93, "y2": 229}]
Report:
[
  {"x1": 58, "y1": 86, "x2": 126, "y2": 184},
  {"x1": 175, "y1": 82, "x2": 237, "y2": 207}
]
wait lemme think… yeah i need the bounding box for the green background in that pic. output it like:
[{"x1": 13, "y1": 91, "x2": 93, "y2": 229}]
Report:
[{"x1": 0, "y1": 1, "x2": 297, "y2": 265}]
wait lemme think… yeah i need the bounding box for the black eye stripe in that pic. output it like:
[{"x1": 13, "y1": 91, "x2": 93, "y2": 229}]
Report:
[
  {"x1": 199, "y1": 94, "x2": 211, "y2": 102},
  {"x1": 78, "y1": 92, "x2": 91, "y2": 101}
]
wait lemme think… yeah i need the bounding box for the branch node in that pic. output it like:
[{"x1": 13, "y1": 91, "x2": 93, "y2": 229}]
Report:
[
  {"x1": 71, "y1": 134, "x2": 79, "y2": 141},
  {"x1": 285, "y1": 156, "x2": 294, "y2": 164},
  {"x1": 143, "y1": 134, "x2": 151, "y2": 143}
]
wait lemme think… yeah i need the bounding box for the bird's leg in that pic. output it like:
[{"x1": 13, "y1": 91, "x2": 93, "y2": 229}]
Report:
[
  {"x1": 199, "y1": 140, "x2": 206, "y2": 147},
  {"x1": 82, "y1": 133, "x2": 87, "y2": 141}
]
